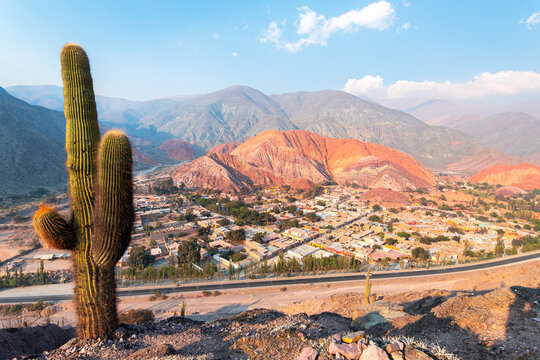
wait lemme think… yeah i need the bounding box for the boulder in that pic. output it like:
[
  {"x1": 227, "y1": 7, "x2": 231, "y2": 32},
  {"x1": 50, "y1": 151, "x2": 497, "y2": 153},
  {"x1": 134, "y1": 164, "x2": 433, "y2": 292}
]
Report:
[
  {"x1": 297, "y1": 346, "x2": 318, "y2": 360},
  {"x1": 351, "y1": 302, "x2": 407, "y2": 330},
  {"x1": 329, "y1": 342, "x2": 362, "y2": 359},
  {"x1": 359, "y1": 344, "x2": 390, "y2": 360},
  {"x1": 403, "y1": 345, "x2": 434, "y2": 360}
]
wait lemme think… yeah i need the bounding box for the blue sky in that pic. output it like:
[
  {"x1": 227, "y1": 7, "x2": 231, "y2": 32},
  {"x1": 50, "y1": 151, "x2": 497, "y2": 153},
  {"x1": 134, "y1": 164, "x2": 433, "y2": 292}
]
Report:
[{"x1": 1, "y1": 1, "x2": 540, "y2": 102}]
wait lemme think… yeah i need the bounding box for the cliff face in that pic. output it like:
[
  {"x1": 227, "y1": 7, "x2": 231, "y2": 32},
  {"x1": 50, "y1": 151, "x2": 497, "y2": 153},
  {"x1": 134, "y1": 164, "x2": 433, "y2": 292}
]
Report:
[
  {"x1": 173, "y1": 130, "x2": 434, "y2": 192},
  {"x1": 469, "y1": 163, "x2": 540, "y2": 190}
]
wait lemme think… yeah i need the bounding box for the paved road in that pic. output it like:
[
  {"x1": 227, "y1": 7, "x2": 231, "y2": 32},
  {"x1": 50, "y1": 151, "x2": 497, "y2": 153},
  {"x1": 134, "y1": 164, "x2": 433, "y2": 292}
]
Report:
[{"x1": 1, "y1": 251, "x2": 539, "y2": 304}]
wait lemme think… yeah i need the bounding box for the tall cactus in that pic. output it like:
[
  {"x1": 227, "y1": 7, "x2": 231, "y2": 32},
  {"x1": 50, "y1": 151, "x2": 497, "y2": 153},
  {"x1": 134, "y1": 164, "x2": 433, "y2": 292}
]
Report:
[{"x1": 33, "y1": 44, "x2": 134, "y2": 339}]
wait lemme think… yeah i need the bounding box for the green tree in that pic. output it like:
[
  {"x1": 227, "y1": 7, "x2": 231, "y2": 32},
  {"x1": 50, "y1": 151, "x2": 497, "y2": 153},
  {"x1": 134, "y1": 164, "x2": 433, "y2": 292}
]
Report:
[
  {"x1": 412, "y1": 247, "x2": 429, "y2": 260},
  {"x1": 252, "y1": 232, "x2": 266, "y2": 243},
  {"x1": 177, "y1": 239, "x2": 201, "y2": 266},
  {"x1": 127, "y1": 246, "x2": 153, "y2": 270},
  {"x1": 218, "y1": 218, "x2": 230, "y2": 227}
]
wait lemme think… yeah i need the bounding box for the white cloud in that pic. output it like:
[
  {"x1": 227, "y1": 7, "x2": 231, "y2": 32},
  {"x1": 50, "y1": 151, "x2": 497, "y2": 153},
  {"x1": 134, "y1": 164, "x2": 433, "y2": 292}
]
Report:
[
  {"x1": 343, "y1": 71, "x2": 540, "y2": 101},
  {"x1": 243, "y1": 24, "x2": 249, "y2": 31},
  {"x1": 213, "y1": 33, "x2": 221, "y2": 38},
  {"x1": 402, "y1": 1, "x2": 411, "y2": 7},
  {"x1": 402, "y1": 22, "x2": 410, "y2": 31},
  {"x1": 521, "y1": 12, "x2": 540, "y2": 29},
  {"x1": 260, "y1": 1, "x2": 395, "y2": 52},
  {"x1": 231, "y1": 52, "x2": 238, "y2": 57}
]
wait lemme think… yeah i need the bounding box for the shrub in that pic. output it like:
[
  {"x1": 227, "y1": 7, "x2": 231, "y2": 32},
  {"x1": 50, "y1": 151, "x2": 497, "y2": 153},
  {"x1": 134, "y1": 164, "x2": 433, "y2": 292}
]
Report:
[{"x1": 149, "y1": 290, "x2": 167, "y2": 301}]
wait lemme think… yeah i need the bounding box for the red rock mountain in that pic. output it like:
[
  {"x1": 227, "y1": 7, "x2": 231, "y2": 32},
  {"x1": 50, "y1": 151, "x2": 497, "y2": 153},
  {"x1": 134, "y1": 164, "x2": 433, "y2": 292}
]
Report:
[
  {"x1": 173, "y1": 130, "x2": 434, "y2": 193},
  {"x1": 159, "y1": 139, "x2": 195, "y2": 161},
  {"x1": 208, "y1": 141, "x2": 240, "y2": 155},
  {"x1": 469, "y1": 163, "x2": 540, "y2": 190}
]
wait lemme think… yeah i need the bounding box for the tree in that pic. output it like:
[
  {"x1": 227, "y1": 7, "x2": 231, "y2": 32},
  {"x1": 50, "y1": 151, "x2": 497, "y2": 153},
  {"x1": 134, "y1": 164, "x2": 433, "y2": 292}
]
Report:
[
  {"x1": 397, "y1": 231, "x2": 411, "y2": 239},
  {"x1": 305, "y1": 212, "x2": 321, "y2": 222},
  {"x1": 252, "y1": 232, "x2": 266, "y2": 243},
  {"x1": 127, "y1": 246, "x2": 153, "y2": 270},
  {"x1": 218, "y1": 218, "x2": 230, "y2": 227},
  {"x1": 197, "y1": 226, "x2": 211, "y2": 239},
  {"x1": 372, "y1": 204, "x2": 381, "y2": 211},
  {"x1": 494, "y1": 239, "x2": 505, "y2": 257},
  {"x1": 177, "y1": 239, "x2": 201, "y2": 266},
  {"x1": 412, "y1": 247, "x2": 429, "y2": 260},
  {"x1": 149, "y1": 239, "x2": 157, "y2": 247},
  {"x1": 368, "y1": 215, "x2": 382, "y2": 223},
  {"x1": 286, "y1": 205, "x2": 297, "y2": 214},
  {"x1": 226, "y1": 229, "x2": 246, "y2": 243}
]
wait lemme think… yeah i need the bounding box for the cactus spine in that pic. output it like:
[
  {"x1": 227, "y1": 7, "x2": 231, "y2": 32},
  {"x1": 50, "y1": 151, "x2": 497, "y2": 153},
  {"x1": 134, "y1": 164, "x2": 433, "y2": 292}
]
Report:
[{"x1": 33, "y1": 44, "x2": 133, "y2": 339}]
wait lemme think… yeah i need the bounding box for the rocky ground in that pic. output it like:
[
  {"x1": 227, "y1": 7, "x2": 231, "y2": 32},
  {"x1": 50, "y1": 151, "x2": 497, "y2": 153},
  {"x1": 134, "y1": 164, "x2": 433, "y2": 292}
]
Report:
[
  {"x1": 8, "y1": 309, "x2": 452, "y2": 360},
  {"x1": 1, "y1": 284, "x2": 538, "y2": 360}
]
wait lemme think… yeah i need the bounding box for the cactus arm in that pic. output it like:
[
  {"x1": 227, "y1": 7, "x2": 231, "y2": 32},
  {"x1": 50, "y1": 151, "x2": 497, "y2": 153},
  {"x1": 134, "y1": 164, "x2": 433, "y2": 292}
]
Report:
[
  {"x1": 33, "y1": 205, "x2": 76, "y2": 250},
  {"x1": 93, "y1": 130, "x2": 134, "y2": 266}
]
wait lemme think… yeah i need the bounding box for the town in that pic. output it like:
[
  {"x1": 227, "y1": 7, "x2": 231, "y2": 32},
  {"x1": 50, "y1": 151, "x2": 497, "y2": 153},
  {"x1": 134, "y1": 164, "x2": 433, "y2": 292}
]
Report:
[{"x1": 0, "y1": 173, "x2": 539, "y2": 288}]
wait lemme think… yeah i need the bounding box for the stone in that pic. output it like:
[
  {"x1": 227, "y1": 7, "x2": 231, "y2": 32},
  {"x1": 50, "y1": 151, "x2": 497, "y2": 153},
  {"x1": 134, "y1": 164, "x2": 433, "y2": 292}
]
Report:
[
  {"x1": 342, "y1": 331, "x2": 365, "y2": 344},
  {"x1": 333, "y1": 333, "x2": 342, "y2": 343},
  {"x1": 359, "y1": 345, "x2": 389, "y2": 360},
  {"x1": 297, "y1": 346, "x2": 318, "y2": 360},
  {"x1": 129, "y1": 343, "x2": 175, "y2": 359},
  {"x1": 403, "y1": 346, "x2": 434, "y2": 360},
  {"x1": 390, "y1": 351, "x2": 405, "y2": 360},
  {"x1": 386, "y1": 343, "x2": 401, "y2": 353},
  {"x1": 329, "y1": 342, "x2": 362, "y2": 359}
]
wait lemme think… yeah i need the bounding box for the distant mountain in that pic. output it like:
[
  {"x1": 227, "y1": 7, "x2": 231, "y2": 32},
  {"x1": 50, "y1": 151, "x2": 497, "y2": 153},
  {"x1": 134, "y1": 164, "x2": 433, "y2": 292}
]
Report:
[
  {"x1": 173, "y1": 130, "x2": 434, "y2": 193},
  {"x1": 447, "y1": 147, "x2": 523, "y2": 175},
  {"x1": 469, "y1": 163, "x2": 540, "y2": 190},
  {"x1": 158, "y1": 139, "x2": 195, "y2": 161},
  {"x1": 441, "y1": 112, "x2": 540, "y2": 161},
  {"x1": 8, "y1": 84, "x2": 512, "y2": 172},
  {"x1": 0, "y1": 87, "x2": 66, "y2": 197},
  {"x1": 6, "y1": 85, "x2": 138, "y2": 114},
  {"x1": 122, "y1": 85, "x2": 298, "y2": 150},
  {"x1": 397, "y1": 98, "x2": 499, "y2": 125}
]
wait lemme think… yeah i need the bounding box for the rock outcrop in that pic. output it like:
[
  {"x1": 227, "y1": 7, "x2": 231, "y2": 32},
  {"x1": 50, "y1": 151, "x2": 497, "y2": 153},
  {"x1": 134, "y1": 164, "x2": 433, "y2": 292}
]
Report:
[{"x1": 173, "y1": 130, "x2": 434, "y2": 192}]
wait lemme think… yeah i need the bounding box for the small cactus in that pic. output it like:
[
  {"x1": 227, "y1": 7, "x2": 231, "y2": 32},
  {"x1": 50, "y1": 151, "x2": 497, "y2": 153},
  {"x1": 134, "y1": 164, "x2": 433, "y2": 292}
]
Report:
[
  {"x1": 32, "y1": 44, "x2": 133, "y2": 339},
  {"x1": 364, "y1": 265, "x2": 372, "y2": 305}
]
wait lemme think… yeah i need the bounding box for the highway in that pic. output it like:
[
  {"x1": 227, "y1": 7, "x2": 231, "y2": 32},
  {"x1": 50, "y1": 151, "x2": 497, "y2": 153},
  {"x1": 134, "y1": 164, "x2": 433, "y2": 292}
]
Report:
[{"x1": 0, "y1": 251, "x2": 538, "y2": 304}]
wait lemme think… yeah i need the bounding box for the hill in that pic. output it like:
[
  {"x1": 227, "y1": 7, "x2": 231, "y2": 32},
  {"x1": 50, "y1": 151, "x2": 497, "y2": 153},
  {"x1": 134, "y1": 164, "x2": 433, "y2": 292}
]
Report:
[
  {"x1": 469, "y1": 163, "x2": 540, "y2": 190},
  {"x1": 0, "y1": 87, "x2": 66, "y2": 197},
  {"x1": 173, "y1": 130, "x2": 434, "y2": 192}
]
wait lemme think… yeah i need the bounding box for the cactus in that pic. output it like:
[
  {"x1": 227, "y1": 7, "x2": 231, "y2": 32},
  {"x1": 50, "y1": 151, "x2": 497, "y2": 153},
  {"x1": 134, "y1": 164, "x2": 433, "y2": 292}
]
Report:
[
  {"x1": 364, "y1": 264, "x2": 372, "y2": 305},
  {"x1": 33, "y1": 44, "x2": 133, "y2": 339}
]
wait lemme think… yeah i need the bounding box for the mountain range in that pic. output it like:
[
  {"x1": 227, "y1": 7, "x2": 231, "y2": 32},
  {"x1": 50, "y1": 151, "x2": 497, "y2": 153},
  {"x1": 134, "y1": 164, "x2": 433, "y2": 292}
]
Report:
[
  {"x1": 173, "y1": 130, "x2": 434, "y2": 193},
  {"x1": 7, "y1": 85, "x2": 502, "y2": 170},
  {"x1": 0, "y1": 87, "x2": 66, "y2": 197},
  {"x1": 3, "y1": 84, "x2": 538, "y2": 196}
]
